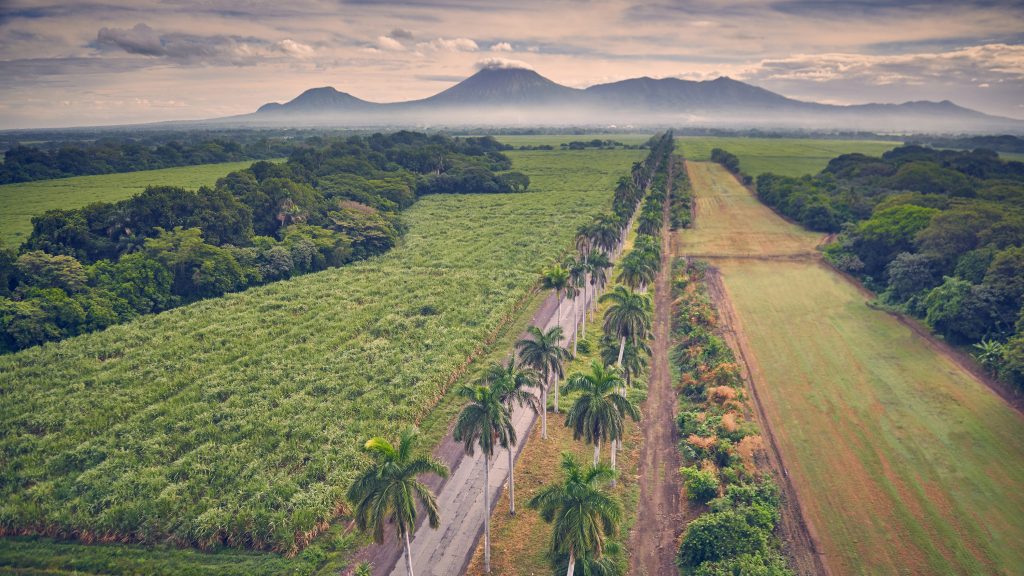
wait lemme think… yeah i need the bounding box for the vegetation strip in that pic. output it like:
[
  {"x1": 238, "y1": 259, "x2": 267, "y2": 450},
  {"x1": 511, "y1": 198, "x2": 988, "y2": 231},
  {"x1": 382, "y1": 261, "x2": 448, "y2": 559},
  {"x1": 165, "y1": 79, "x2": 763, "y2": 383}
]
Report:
[{"x1": 685, "y1": 159, "x2": 1024, "y2": 574}]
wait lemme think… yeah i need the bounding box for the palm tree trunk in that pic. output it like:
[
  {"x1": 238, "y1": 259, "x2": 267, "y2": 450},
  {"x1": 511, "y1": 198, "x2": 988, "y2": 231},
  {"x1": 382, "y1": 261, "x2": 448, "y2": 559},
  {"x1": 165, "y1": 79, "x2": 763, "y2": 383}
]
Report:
[
  {"x1": 617, "y1": 336, "x2": 626, "y2": 367},
  {"x1": 566, "y1": 551, "x2": 576, "y2": 576},
  {"x1": 405, "y1": 530, "x2": 415, "y2": 576},
  {"x1": 553, "y1": 374, "x2": 560, "y2": 414},
  {"x1": 484, "y1": 454, "x2": 491, "y2": 574},
  {"x1": 541, "y1": 381, "x2": 548, "y2": 440},
  {"x1": 572, "y1": 299, "x2": 578, "y2": 357},
  {"x1": 594, "y1": 438, "x2": 601, "y2": 466},
  {"x1": 507, "y1": 447, "x2": 515, "y2": 515},
  {"x1": 610, "y1": 438, "x2": 618, "y2": 488}
]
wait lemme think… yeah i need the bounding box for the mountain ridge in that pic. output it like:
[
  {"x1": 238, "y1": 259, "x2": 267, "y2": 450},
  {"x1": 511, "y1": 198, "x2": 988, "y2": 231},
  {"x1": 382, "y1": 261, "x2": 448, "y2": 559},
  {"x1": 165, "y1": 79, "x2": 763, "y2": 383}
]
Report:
[{"x1": 250, "y1": 66, "x2": 1022, "y2": 133}]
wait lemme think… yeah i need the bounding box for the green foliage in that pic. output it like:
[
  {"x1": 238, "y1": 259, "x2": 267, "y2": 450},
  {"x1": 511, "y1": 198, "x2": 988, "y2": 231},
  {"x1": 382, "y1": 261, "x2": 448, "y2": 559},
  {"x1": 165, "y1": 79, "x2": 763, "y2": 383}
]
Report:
[
  {"x1": 0, "y1": 147, "x2": 640, "y2": 560},
  {"x1": 682, "y1": 466, "x2": 719, "y2": 503},
  {"x1": 678, "y1": 510, "x2": 770, "y2": 569}
]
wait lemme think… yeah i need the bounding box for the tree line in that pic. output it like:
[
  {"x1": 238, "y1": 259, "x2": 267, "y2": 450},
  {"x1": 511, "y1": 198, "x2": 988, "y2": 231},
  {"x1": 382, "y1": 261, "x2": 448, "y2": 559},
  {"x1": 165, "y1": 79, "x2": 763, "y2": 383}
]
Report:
[
  {"x1": 0, "y1": 137, "x2": 299, "y2": 184},
  {"x1": 748, "y1": 145, "x2": 1024, "y2": 388},
  {"x1": 348, "y1": 131, "x2": 675, "y2": 576},
  {"x1": 0, "y1": 132, "x2": 529, "y2": 353}
]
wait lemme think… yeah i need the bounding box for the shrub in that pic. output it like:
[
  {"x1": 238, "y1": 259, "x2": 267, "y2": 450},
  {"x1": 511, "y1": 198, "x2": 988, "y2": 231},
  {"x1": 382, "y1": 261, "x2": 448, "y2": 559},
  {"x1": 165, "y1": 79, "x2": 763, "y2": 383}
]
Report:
[
  {"x1": 677, "y1": 509, "x2": 769, "y2": 569},
  {"x1": 682, "y1": 466, "x2": 719, "y2": 503}
]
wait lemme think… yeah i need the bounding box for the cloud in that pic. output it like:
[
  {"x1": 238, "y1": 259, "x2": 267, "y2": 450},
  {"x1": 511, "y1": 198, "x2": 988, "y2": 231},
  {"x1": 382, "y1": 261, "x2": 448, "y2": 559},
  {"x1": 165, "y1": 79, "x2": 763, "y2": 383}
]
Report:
[
  {"x1": 376, "y1": 35, "x2": 405, "y2": 51},
  {"x1": 390, "y1": 28, "x2": 414, "y2": 40},
  {"x1": 96, "y1": 23, "x2": 314, "y2": 65},
  {"x1": 741, "y1": 43, "x2": 1024, "y2": 86},
  {"x1": 490, "y1": 41, "x2": 512, "y2": 52},
  {"x1": 416, "y1": 37, "x2": 478, "y2": 52},
  {"x1": 475, "y1": 57, "x2": 533, "y2": 70}
]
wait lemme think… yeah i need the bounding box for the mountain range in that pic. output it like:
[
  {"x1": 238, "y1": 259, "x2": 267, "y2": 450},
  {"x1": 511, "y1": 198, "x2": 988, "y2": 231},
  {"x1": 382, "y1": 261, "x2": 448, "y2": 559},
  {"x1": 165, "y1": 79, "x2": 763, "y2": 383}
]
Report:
[{"x1": 241, "y1": 65, "x2": 1021, "y2": 133}]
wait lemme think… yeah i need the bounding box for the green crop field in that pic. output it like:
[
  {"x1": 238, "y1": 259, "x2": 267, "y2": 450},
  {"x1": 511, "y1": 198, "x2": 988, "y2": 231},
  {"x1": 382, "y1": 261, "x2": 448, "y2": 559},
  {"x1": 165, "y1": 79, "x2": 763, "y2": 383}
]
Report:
[
  {"x1": 683, "y1": 161, "x2": 1024, "y2": 575},
  {"x1": 0, "y1": 160, "x2": 281, "y2": 247},
  {"x1": 0, "y1": 148, "x2": 643, "y2": 575},
  {"x1": 676, "y1": 136, "x2": 898, "y2": 177},
  {"x1": 493, "y1": 134, "x2": 652, "y2": 147}
]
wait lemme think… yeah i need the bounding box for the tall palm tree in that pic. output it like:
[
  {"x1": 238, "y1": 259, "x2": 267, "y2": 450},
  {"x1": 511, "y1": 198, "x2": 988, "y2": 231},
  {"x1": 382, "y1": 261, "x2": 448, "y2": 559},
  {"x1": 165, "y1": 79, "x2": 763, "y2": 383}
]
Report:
[
  {"x1": 591, "y1": 214, "x2": 622, "y2": 257},
  {"x1": 565, "y1": 282, "x2": 581, "y2": 356},
  {"x1": 600, "y1": 285, "x2": 652, "y2": 368},
  {"x1": 347, "y1": 428, "x2": 449, "y2": 576},
  {"x1": 454, "y1": 383, "x2": 516, "y2": 574},
  {"x1": 617, "y1": 251, "x2": 657, "y2": 292},
  {"x1": 563, "y1": 360, "x2": 640, "y2": 476},
  {"x1": 527, "y1": 453, "x2": 622, "y2": 576},
  {"x1": 483, "y1": 360, "x2": 541, "y2": 516},
  {"x1": 588, "y1": 252, "x2": 612, "y2": 304},
  {"x1": 600, "y1": 334, "x2": 651, "y2": 389},
  {"x1": 542, "y1": 263, "x2": 570, "y2": 329},
  {"x1": 566, "y1": 255, "x2": 589, "y2": 344},
  {"x1": 516, "y1": 326, "x2": 572, "y2": 438}
]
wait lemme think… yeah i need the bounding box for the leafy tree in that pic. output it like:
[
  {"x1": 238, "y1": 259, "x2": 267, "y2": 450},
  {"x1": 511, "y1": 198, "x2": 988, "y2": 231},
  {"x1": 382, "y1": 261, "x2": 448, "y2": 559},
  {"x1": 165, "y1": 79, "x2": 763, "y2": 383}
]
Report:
[
  {"x1": 677, "y1": 510, "x2": 770, "y2": 570},
  {"x1": 681, "y1": 466, "x2": 719, "y2": 503},
  {"x1": 923, "y1": 277, "x2": 998, "y2": 343},
  {"x1": 515, "y1": 325, "x2": 572, "y2": 439},
  {"x1": 527, "y1": 453, "x2": 622, "y2": 576},
  {"x1": 143, "y1": 227, "x2": 245, "y2": 299},
  {"x1": 883, "y1": 252, "x2": 938, "y2": 304},
  {"x1": 346, "y1": 428, "x2": 449, "y2": 576},
  {"x1": 15, "y1": 251, "x2": 88, "y2": 292},
  {"x1": 89, "y1": 252, "x2": 177, "y2": 314},
  {"x1": 851, "y1": 205, "x2": 939, "y2": 276},
  {"x1": 983, "y1": 246, "x2": 1024, "y2": 319},
  {"x1": 454, "y1": 382, "x2": 516, "y2": 574}
]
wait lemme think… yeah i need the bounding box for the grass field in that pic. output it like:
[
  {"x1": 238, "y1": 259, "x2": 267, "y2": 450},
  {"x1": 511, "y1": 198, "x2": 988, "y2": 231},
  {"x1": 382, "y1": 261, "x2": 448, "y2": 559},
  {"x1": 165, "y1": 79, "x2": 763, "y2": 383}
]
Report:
[
  {"x1": 676, "y1": 136, "x2": 898, "y2": 177},
  {"x1": 0, "y1": 160, "x2": 279, "y2": 247},
  {"x1": 0, "y1": 148, "x2": 643, "y2": 574},
  {"x1": 683, "y1": 161, "x2": 1024, "y2": 575}
]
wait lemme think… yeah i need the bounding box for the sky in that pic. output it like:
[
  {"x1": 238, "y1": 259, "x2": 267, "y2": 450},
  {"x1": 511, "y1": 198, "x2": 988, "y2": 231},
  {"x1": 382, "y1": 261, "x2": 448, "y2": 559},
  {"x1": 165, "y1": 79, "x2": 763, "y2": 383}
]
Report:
[{"x1": 1, "y1": 0, "x2": 1023, "y2": 129}]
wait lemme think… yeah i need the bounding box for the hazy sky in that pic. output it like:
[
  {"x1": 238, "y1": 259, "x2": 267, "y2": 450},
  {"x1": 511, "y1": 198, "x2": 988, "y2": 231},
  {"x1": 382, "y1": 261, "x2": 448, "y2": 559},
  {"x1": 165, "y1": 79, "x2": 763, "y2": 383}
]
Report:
[{"x1": 1, "y1": 0, "x2": 1023, "y2": 129}]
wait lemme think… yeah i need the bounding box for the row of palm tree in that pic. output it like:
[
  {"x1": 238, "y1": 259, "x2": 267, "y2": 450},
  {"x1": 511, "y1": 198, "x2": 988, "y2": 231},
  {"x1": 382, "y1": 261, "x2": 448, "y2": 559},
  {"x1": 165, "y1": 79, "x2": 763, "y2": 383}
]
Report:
[{"x1": 347, "y1": 135, "x2": 673, "y2": 576}]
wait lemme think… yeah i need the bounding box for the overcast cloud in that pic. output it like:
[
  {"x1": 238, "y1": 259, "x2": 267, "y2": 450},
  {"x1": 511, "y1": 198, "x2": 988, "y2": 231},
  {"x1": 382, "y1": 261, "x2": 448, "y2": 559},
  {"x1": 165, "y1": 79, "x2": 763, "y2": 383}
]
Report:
[{"x1": 0, "y1": 0, "x2": 1022, "y2": 128}]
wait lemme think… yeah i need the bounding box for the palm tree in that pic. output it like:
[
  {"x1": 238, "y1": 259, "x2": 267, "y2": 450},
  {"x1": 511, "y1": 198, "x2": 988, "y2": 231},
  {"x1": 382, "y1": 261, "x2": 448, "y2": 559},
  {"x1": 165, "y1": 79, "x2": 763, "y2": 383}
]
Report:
[
  {"x1": 600, "y1": 334, "x2": 651, "y2": 389},
  {"x1": 591, "y1": 214, "x2": 623, "y2": 257},
  {"x1": 566, "y1": 255, "x2": 589, "y2": 345},
  {"x1": 483, "y1": 360, "x2": 541, "y2": 516},
  {"x1": 588, "y1": 252, "x2": 612, "y2": 304},
  {"x1": 454, "y1": 383, "x2": 516, "y2": 574},
  {"x1": 617, "y1": 251, "x2": 657, "y2": 292},
  {"x1": 973, "y1": 339, "x2": 1005, "y2": 375},
  {"x1": 563, "y1": 360, "x2": 640, "y2": 477},
  {"x1": 347, "y1": 428, "x2": 449, "y2": 576},
  {"x1": 600, "y1": 285, "x2": 652, "y2": 368},
  {"x1": 542, "y1": 263, "x2": 570, "y2": 329},
  {"x1": 516, "y1": 326, "x2": 572, "y2": 437},
  {"x1": 527, "y1": 453, "x2": 622, "y2": 576}
]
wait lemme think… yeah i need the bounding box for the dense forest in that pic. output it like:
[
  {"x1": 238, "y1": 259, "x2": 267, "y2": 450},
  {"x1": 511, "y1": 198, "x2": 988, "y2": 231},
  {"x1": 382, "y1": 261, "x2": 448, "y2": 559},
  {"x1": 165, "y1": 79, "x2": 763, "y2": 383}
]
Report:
[
  {"x1": 0, "y1": 132, "x2": 529, "y2": 353},
  {"x1": 0, "y1": 137, "x2": 300, "y2": 184},
  {"x1": 748, "y1": 146, "x2": 1024, "y2": 386}
]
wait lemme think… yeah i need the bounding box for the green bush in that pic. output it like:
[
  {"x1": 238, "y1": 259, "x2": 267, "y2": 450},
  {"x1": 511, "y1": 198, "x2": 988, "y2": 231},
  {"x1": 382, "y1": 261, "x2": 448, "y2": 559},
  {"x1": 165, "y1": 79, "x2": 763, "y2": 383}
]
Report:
[
  {"x1": 682, "y1": 466, "x2": 719, "y2": 503},
  {"x1": 677, "y1": 510, "x2": 770, "y2": 569},
  {"x1": 692, "y1": 551, "x2": 793, "y2": 576}
]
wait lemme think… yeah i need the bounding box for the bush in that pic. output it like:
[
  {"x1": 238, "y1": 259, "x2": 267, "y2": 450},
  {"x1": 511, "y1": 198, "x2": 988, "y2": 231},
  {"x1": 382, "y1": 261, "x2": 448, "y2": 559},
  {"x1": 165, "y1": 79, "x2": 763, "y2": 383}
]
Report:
[
  {"x1": 682, "y1": 466, "x2": 719, "y2": 503},
  {"x1": 677, "y1": 509, "x2": 770, "y2": 569},
  {"x1": 692, "y1": 551, "x2": 793, "y2": 576}
]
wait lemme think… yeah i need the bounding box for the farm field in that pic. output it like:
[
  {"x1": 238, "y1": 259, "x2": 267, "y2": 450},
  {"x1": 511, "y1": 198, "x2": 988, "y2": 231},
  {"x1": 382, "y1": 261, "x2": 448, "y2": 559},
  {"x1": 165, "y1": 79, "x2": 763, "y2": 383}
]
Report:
[
  {"x1": 0, "y1": 148, "x2": 643, "y2": 574},
  {"x1": 676, "y1": 136, "x2": 898, "y2": 177},
  {"x1": 494, "y1": 133, "x2": 652, "y2": 147},
  {"x1": 683, "y1": 161, "x2": 1024, "y2": 574},
  {"x1": 0, "y1": 159, "x2": 279, "y2": 247}
]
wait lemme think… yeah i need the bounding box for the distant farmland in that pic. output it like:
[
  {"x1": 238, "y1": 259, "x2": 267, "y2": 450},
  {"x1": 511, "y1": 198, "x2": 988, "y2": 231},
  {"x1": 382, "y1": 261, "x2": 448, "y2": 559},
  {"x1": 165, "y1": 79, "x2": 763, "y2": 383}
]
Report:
[
  {"x1": 0, "y1": 160, "x2": 278, "y2": 247},
  {"x1": 680, "y1": 161, "x2": 1024, "y2": 575},
  {"x1": 0, "y1": 148, "x2": 642, "y2": 574},
  {"x1": 676, "y1": 136, "x2": 898, "y2": 177}
]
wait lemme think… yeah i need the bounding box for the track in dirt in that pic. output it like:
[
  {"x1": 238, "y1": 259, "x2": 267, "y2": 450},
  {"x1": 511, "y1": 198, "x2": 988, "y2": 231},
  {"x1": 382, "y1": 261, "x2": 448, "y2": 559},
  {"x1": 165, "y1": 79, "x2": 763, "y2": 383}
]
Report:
[{"x1": 629, "y1": 157, "x2": 688, "y2": 576}]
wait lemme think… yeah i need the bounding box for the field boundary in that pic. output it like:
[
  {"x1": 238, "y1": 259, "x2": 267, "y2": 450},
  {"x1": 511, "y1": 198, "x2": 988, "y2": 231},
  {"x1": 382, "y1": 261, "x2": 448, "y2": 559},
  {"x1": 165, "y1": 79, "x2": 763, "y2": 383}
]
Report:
[{"x1": 703, "y1": 265, "x2": 830, "y2": 576}]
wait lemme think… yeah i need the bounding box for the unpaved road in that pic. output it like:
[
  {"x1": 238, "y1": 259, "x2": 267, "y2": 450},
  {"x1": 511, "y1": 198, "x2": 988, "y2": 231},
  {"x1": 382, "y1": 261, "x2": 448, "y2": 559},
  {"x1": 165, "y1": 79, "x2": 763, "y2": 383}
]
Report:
[{"x1": 629, "y1": 158, "x2": 686, "y2": 575}]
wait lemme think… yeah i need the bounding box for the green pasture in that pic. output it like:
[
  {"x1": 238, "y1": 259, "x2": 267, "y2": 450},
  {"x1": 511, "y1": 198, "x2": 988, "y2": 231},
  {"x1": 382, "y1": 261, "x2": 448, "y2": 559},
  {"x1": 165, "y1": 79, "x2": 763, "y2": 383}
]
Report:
[{"x1": 676, "y1": 136, "x2": 899, "y2": 177}]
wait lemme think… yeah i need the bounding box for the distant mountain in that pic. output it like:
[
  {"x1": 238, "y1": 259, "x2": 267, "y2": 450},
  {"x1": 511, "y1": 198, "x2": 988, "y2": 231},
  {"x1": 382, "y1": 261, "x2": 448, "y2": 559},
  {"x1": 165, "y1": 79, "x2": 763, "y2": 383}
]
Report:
[
  {"x1": 256, "y1": 86, "x2": 372, "y2": 114},
  {"x1": 247, "y1": 66, "x2": 1024, "y2": 133},
  {"x1": 416, "y1": 67, "x2": 580, "y2": 107}
]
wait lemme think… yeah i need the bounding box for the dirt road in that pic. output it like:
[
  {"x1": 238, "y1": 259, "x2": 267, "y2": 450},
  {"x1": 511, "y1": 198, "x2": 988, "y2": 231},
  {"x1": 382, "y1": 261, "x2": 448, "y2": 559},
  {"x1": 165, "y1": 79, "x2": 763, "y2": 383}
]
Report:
[{"x1": 629, "y1": 157, "x2": 686, "y2": 576}]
